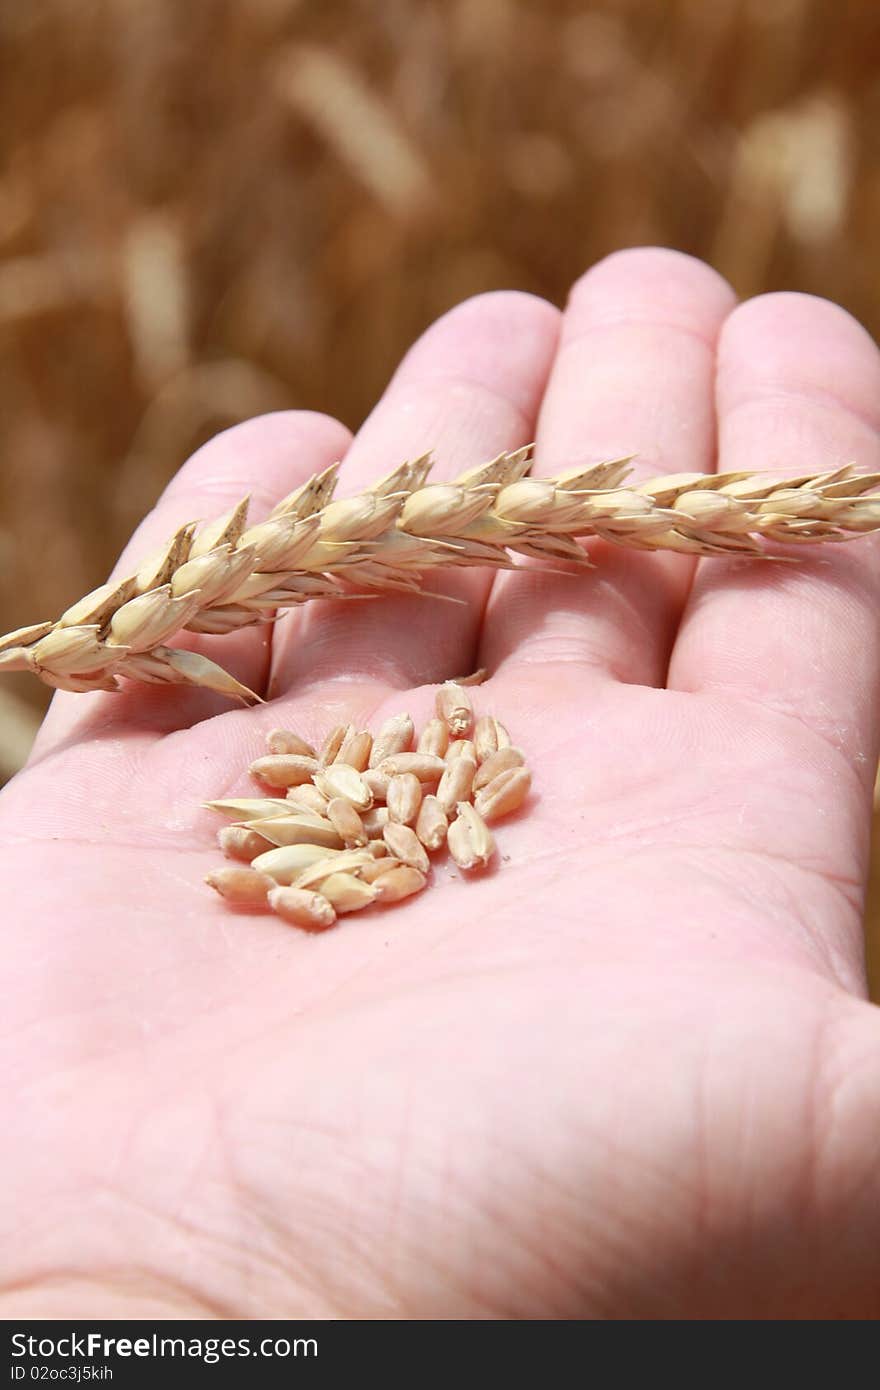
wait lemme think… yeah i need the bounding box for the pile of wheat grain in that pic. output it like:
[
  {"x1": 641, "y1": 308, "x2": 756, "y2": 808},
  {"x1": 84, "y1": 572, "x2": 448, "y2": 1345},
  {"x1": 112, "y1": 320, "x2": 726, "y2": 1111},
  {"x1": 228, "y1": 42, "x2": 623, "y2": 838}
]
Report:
[{"x1": 204, "y1": 681, "x2": 530, "y2": 931}]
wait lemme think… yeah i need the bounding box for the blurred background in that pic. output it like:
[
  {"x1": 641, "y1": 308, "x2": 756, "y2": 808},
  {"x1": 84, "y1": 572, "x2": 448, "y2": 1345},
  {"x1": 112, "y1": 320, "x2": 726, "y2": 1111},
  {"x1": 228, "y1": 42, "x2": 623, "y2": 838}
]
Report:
[{"x1": 1, "y1": 0, "x2": 879, "y2": 984}]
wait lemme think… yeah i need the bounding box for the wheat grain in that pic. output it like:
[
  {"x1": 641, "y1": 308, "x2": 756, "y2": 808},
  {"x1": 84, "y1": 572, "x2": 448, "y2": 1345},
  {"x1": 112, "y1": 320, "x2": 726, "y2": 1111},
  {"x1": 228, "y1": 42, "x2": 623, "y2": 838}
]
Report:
[
  {"x1": 361, "y1": 805, "x2": 390, "y2": 836},
  {"x1": 218, "y1": 825, "x2": 273, "y2": 862},
  {"x1": 386, "y1": 772, "x2": 422, "y2": 824},
  {"x1": 251, "y1": 843, "x2": 343, "y2": 883},
  {"x1": 268, "y1": 886, "x2": 336, "y2": 931},
  {"x1": 369, "y1": 713, "x2": 414, "y2": 767},
  {"x1": 325, "y1": 796, "x2": 369, "y2": 847},
  {"x1": 362, "y1": 768, "x2": 391, "y2": 802},
  {"x1": 436, "y1": 751, "x2": 477, "y2": 815},
  {"x1": 244, "y1": 815, "x2": 343, "y2": 849},
  {"x1": 316, "y1": 871, "x2": 378, "y2": 913},
  {"x1": 249, "y1": 753, "x2": 319, "y2": 788},
  {"x1": 458, "y1": 801, "x2": 495, "y2": 859},
  {"x1": 379, "y1": 752, "x2": 446, "y2": 782},
  {"x1": 372, "y1": 865, "x2": 427, "y2": 903},
  {"x1": 6, "y1": 450, "x2": 879, "y2": 701},
  {"x1": 318, "y1": 724, "x2": 348, "y2": 766},
  {"x1": 293, "y1": 849, "x2": 375, "y2": 890},
  {"x1": 313, "y1": 764, "x2": 372, "y2": 809},
  {"x1": 473, "y1": 716, "x2": 511, "y2": 762},
  {"x1": 205, "y1": 796, "x2": 293, "y2": 820},
  {"x1": 266, "y1": 728, "x2": 316, "y2": 757},
  {"x1": 285, "y1": 784, "x2": 330, "y2": 815},
  {"x1": 417, "y1": 718, "x2": 450, "y2": 758},
  {"x1": 474, "y1": 765, "x2": 532, "y2": 822},
  {"x1": 358, "y1": 854, "x2": 404, "y2": 883},
  {"x1": 327, "y1": 723, "x2": 356, "y2": 761},
  {"x1": 445, "y1": 739, "x2": 476, "y2": 764},
  {"x1": 473, "y1": 745, "x2": 525, "y2": 791},
  {"x1": 382, "y1": 821, "x2": 430, "y2": 873},
  {"x1": 473, "y1": 716, "x2": 498, "y2": 762},
  {"x1": 205, "y1": 866, "x2": 274, "y2": 905},
  {"x1": 415, "y1": 793, "x2": 448, "y2": 851},
  {"x1": 435, "y1": 681, "x2": 473, "y2": 737},
  {"x1": 338, "y1": 728, "x2": 373, "y2": 771},
  {"x1": 447, "y1": 802, "x2": 495, "y2": 870}
]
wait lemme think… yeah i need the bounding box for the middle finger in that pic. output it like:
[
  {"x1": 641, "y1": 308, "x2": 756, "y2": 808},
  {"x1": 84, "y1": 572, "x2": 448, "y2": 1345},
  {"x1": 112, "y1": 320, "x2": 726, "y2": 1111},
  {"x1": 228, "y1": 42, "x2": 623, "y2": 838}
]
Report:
[{"x1": 269, "y1": 290, "x2": 560, "y2": 697}]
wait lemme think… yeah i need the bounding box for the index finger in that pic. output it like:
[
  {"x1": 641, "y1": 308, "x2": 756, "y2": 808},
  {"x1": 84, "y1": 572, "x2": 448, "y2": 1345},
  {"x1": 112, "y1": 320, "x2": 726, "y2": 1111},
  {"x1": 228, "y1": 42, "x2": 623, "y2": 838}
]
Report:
[{"x1": 28, "y1": 410, "x2": 352, "y2": 759}]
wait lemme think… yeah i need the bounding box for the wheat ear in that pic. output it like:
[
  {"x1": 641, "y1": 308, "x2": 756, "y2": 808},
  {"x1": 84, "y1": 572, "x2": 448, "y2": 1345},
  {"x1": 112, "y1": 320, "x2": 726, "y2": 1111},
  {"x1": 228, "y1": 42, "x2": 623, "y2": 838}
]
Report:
[{"x1": 2, "y1": 447, "x2": 880, "y2": 702}]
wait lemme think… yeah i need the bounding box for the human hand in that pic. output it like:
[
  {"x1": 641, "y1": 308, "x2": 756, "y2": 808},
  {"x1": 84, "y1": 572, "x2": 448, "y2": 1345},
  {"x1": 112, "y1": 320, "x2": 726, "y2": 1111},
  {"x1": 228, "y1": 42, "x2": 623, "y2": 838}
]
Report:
[{"x1": 2, "y1": 248, "x2": 879, "y2": 1318}]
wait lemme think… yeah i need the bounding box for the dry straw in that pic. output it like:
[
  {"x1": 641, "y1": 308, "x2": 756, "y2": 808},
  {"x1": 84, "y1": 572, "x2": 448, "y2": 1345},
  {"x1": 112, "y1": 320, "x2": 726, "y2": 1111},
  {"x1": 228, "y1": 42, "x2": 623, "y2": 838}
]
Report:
[{"x1": 2, "y1": 447, "x2": 880, "y2": 703}]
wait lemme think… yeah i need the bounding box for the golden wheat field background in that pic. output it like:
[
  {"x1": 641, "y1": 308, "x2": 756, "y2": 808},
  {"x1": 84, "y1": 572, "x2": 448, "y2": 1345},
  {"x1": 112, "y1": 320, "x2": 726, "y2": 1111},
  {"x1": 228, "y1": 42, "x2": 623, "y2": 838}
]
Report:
[{"x1": 1, "y1": 0, "x2": 879, "y2": 987}]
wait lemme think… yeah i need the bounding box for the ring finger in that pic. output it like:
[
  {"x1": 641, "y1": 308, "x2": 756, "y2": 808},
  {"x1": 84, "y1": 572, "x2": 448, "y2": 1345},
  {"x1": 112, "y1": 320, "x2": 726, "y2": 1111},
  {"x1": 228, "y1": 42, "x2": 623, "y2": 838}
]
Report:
[{"x1": 480, "y1": 248, "x2": 736, "y2": 688}]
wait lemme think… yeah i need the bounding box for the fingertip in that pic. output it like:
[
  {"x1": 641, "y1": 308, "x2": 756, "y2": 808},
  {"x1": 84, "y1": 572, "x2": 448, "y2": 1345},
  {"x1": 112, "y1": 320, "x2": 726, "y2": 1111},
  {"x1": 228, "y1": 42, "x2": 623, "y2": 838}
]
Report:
[
  {"x1": 163, "y1": 410, "x2": 354, "y2": 512},
  {"x1": 426, "y1": 287, "x2": 561, "y2": 339},
  {"x1": 567, "y1": 247, "x2": 737, "y2": 340},
  {"x1": 390, "y1": 289, "x2": 561, "y2": 426},
  {"x1": 718, "y1": 292, "x2": 880, "y2": 428},
  {"x1": 721, "y1": 290, "x2": 878, "y2": 351}
]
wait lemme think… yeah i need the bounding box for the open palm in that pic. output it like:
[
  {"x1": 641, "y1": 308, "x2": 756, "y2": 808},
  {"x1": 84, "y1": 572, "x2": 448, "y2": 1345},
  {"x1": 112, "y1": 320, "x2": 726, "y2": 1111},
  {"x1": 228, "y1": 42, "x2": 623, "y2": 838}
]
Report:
[{"x1": 3, "y1": 249, "x2": 880, "y2": 1319}]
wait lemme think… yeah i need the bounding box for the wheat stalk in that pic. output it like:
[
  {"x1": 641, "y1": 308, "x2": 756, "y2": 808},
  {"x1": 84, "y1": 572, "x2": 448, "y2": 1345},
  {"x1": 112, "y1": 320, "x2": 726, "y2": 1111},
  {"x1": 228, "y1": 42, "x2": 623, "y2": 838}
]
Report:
[{"x1": 2, "y1": 446, "x2": 880, "y2": 703}]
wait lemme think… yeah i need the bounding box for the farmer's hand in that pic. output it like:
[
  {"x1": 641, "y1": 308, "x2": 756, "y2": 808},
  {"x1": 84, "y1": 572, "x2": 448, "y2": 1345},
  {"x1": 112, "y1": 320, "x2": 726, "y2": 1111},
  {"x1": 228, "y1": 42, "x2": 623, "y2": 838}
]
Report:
[{"x1": 2, "y1": 249, "x2": 880, "y2": 1318}]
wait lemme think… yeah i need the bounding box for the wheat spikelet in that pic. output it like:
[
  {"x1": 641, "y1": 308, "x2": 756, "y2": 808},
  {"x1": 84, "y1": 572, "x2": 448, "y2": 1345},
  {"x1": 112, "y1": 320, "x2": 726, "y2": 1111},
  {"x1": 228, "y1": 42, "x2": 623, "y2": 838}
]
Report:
[{"x1": 2, "y1": 447, "x2": 880, "y2": 702}]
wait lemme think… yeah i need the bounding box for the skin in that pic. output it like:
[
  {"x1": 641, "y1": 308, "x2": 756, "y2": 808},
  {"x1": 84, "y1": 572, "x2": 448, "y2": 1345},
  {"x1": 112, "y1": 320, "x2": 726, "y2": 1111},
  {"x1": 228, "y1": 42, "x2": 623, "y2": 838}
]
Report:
[{"x1": 1, "y1": 248, "x2": 880, "y2": 1319}]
